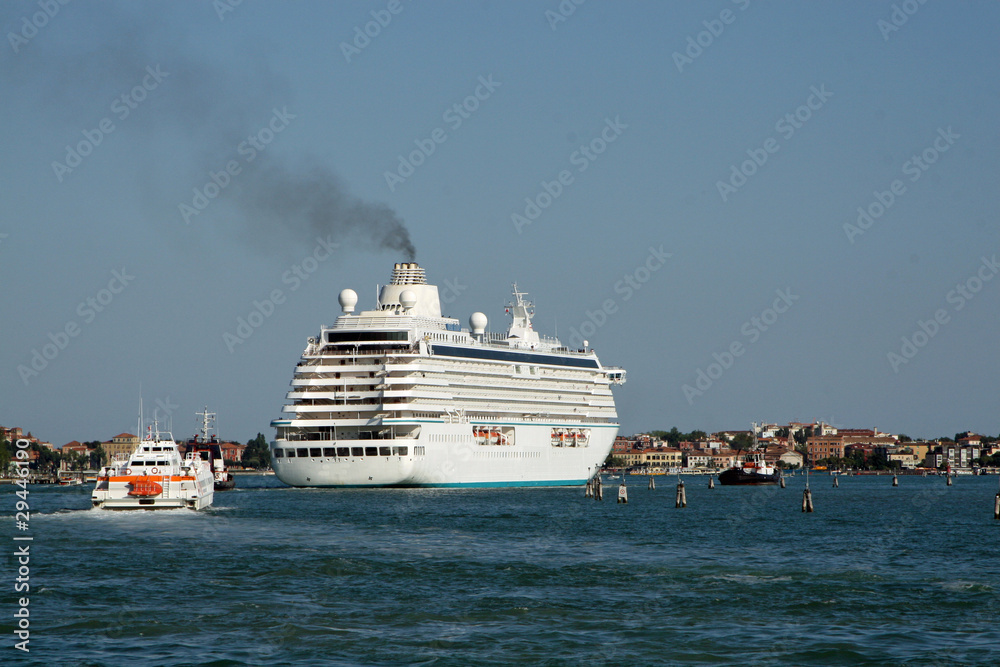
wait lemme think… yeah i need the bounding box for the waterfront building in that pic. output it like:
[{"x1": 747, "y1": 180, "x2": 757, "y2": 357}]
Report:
[
  {"x1": 101, "y1": 433, "x2": 139, "y2": 461},
  {"x1": 684, "y1": 452, "x2": 711, "y2": 468},
  {"x1": 807, "y1": 435, "x2": 845, "y2": 462},
  {"x1": 764, "y1": 445, "x2": 803, "y2": 469},
  {"x1": 61, "y1": 441, "x2": 88, "y2": 455},
  {"x1": 711, "y1": 450, "x2": 737, "y2": 470},
  {"x1": 888, "y1": 451, "x2": 919, "y2": 468},
  {"x1": 930, "y1": 442, "x2": 981, "y2": 469},
  {"x1": 1, "y1": 426, "x2": 25, "y2": 441}
]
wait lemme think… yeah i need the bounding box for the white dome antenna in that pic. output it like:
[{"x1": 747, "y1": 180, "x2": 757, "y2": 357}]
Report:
[
  {"x1": 470, "y1": 312, "x2": 487, "y2": 335},
  {"x1": 338, "y1": 289, "x2": 358, "y2": 314},
  {"x1": 400, "y1": 289, "x2": 417, "y2": 312}
]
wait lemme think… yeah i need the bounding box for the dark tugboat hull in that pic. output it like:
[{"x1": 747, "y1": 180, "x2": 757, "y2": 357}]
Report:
[
  {"x1": 718, "y1": 469, "x2": 780, "y2": 486},
  {"x1": 214, "y1": 476, "x2": 236, "y2": 491}
]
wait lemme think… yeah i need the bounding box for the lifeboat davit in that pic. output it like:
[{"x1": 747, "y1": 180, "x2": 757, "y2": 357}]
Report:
[{"x1": 128, "y1": 477, "x2": 163, "y2": 497}]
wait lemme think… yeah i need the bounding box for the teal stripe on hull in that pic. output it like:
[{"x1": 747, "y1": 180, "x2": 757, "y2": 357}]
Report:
[{"x1": 284, "y1": 479, "x2": 586, "y2": 489}]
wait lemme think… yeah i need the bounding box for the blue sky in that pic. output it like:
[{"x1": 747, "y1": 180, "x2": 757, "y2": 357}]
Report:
[{"x1": 2, "y1": 0, "x2": 998, "y2": 446}]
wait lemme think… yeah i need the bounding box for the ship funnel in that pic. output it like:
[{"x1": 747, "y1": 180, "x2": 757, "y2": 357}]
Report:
[
  {"x1": 390, "y1": 263, "x2": 427, "y2": 286},
  {"x1": 378, "y1": 263, "x2": 441, "y2": 317}
]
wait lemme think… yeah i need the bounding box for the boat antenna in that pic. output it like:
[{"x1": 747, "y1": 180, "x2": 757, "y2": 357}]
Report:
[{"x1": 196, "y1": 406, "x2": 217, "y2": 441}]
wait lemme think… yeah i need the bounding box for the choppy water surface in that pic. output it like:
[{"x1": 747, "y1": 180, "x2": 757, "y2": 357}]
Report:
[{"x1": 4, "y1": 473, "x2": 1000, "y2": 665}]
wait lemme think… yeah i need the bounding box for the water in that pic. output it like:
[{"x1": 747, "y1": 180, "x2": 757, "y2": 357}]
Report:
[{"x1": 5, "y1": 474, "x2": 1000, "y2": 665}]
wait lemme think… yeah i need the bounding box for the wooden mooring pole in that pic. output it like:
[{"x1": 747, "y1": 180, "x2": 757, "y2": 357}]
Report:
[
  {"x1": 675, "y1": 480, "x2": 686, "y2": 508},
  {"x1": 802, "y1": 488, "x2": 814, "y2": 513},
  {"x1": 802, "y1": 468, "x2": 813, "y2": 512}
]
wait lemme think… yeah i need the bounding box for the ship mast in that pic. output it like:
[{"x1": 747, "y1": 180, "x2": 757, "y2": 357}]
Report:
[
  {"x1": 196, "y1": 406, "x2": 216, "y2": 442},
  {"x1": 506, "y1": 283, "x2": 539, "y2": 346}
]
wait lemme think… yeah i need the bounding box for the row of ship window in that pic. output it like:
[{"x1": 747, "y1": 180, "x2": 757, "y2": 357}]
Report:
[{"x1": 274, "y1": 446, "x2": 424, "y2": 458}]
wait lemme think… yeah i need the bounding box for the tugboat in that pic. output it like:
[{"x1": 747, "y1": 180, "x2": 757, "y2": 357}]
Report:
[
  {"x1": 182, "y1": 407, "x2": 236, "y2": 491},
  {"x1": 718, "y1": 423, "x2": 780, "y2": 486}
]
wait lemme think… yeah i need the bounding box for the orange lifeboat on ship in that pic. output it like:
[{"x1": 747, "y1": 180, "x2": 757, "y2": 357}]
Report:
[{"x1": 128, "y1": 477, "x2": 163, "y2": 497}]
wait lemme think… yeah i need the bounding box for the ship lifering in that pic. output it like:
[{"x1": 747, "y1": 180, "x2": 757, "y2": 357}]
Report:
[
  {"x1": 151, "y1": 467, "x2": 159, "y2": 475},
  {"x1": 123, "y1": 468, "x2": 132, "y2": 476}
]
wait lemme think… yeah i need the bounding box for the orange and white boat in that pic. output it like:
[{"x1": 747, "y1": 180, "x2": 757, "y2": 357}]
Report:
[{"x1": 91, "y1": 421, "x2": 214, "y2": 510}]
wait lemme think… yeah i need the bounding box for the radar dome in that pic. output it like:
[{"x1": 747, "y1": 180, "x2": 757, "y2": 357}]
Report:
[
  {"x1": 400, "y1": 290, "x2": 417, "y2": 310},
  {"x1": 338, "y1": 289, "x2": 358, "y2": 314},
  {"x1": 470, "y1": 312, "x2": 488, "y2": 334}
]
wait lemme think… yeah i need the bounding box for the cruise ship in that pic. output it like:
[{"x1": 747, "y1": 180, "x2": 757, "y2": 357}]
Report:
[{"x1": 270, "y1": 263, "x2": 626, "y2": 487}]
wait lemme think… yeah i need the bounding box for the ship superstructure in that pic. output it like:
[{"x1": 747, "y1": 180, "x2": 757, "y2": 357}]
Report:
[{"x1": 270, "y1": 263, "x2": 626, "y2": 487}]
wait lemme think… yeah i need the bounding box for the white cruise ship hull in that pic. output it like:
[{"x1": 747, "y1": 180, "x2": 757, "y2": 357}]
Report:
[{"x1": 273, "y1": 423, "x2": 617, "y2": 487}]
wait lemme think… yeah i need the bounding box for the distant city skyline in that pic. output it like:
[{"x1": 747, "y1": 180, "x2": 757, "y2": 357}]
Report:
[{"x1": 2, "y1": 1, "x2": 998, "y2": 446}]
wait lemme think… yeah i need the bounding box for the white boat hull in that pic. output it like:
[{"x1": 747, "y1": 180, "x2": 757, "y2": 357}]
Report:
[{"x1": 92, "y1": 476, "x2": 215, "y2": 510}]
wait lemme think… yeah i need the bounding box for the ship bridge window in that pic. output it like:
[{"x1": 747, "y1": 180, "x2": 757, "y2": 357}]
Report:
[
  {"x1": 337, "y1": 447, "x2": 350, "y2": 457},
  {"x1": 365, "y1": 447, "x2": 378, "y2": 456},
  {"x1": 379, "y1": 446, "x2": 391, "y2": 456},
  {"x1": 430, "y1": 344, "x2": 600, "y2": 369},
  {"x1": 297, "y1": 448, "x2": 308, "y2": 457},
  {"x1": 157, "y1": 461, "x2": 168, "y2": 467},
  {"x1": 323, "y1": 447, "x2": 336, "y2": 457},
  {"x1": 274, "y1": 449, "x2": 284, "y2": 458},
  {"x1": 392, "y1": 446, "x2": 408, "y2": 456},
  {"x1": 326, "y1": 331, "x2": 409, "y2": 343},
  {"x1": 284, "y1": 449, "x2": 295, "y2": 458},
  {"x1": 310, "y1": 448, "x2": 322, "y2": 457},
  {"x1": 351, "y1": 447, "x2": 363, "y2": 456}
]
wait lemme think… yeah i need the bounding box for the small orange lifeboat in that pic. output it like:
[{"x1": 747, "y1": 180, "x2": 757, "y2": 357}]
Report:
[{"x1": 128, "y1": 477, "x2": 163, "y2": 497}]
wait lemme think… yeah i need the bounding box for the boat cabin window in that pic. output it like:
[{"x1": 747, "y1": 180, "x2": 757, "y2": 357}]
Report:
[
  {"x1": 157, "y1": 460, "x2": 168, "y2": 466},
  {"x1": 415, "y1": 446, "x2": 425, "y2": 456},
  {"x1": 297, "y1": 448, "x2": 308, "y2": 457},
  {"x1": 337, "y1": 447, "x2": 350, "y2": 456},
  {"x1": 392, "y1": 446, "x2": 408, "y2": 456},
  {"x1": 365, "y1": 447, "x2": 378, "y2": 456},
  {"x1": 310, "y1": 448, "x2": 322, "y2": 457},
  {"x1": 274, "y1": 449, "x2": 284, "y2": 458},
  {"x1": 379, "y1": 446, "x2": 391, "y2": 456},
  {"x1": 351, "y1": 447, "x2": 363, "y2": 456},
  {"x1": 323, "y1": 447, "x2": 336, "y2": 457},
  {"x1": 284, "y1": 449, "x2": 295, "y2": 458}
]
